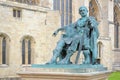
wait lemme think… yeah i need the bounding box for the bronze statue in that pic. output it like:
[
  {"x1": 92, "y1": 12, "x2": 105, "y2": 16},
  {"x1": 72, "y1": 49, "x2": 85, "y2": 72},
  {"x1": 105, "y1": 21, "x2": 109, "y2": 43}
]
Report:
[{"x1": 47, "y1": 6, "x2": 99, "y2": 65}]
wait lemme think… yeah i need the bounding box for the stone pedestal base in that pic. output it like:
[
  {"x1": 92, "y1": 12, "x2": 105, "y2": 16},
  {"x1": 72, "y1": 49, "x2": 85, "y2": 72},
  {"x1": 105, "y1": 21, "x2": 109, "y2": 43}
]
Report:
[
  {"x1": 18, "y1": 71, "x2": 111, "y2": 80},
  {"x1": 17, "y1": 64, "x2": 111, "y2": 80}
]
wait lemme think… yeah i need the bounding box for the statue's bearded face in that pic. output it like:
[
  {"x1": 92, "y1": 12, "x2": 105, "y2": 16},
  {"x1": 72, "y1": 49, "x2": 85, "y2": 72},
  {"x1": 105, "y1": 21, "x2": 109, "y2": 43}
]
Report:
[{"x1": 79, "y1": 7, "x2": 88, "y2": 17}]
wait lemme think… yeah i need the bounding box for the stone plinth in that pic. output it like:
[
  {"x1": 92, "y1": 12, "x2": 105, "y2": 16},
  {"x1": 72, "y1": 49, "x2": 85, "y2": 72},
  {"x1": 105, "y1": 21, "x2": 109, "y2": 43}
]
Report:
[
  {"x1": 18, "y1": 71, "x2": 111, "y2": 80},
  {"x1": 30, "y1": 64, "x2": 107, "y2": 73},
  {"x1": 17, "y1": 64, "x2": 111, "y2": 80}
]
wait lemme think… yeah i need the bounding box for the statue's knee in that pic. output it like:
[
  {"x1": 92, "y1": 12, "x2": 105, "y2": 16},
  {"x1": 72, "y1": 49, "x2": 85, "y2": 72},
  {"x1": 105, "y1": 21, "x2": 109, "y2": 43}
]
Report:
[
  {"x1": 56, "y1": 40, "x2": 65, "y2": 48},
  {"x1": 83, "y1": 43, "x2": 90, "y2": 50},
  {"x1": 67, "y1": 50, "x2": 75, "y2": 55},
  {"x1": 53, "y1": 49, "x2": 60, "y2": 55},
  {"x1": 83, "y1": 50, "x2": 90, "y2": 55},
  {"x1": 83, "y1": 50, "x2": 91, "y2": 64},
  {"x1": 55, "y1": 46, "x2": 63, "y2": 51}
]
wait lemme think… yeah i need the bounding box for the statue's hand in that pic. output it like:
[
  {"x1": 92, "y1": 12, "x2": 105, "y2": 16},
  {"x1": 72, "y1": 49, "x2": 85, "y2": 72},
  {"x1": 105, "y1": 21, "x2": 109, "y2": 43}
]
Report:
[
  {"x1": 88, "y1": 18, "x2": 92, "y2": 25},
  {"x1": 52, "y1": 31, "x2": 58, "y2": 37}
]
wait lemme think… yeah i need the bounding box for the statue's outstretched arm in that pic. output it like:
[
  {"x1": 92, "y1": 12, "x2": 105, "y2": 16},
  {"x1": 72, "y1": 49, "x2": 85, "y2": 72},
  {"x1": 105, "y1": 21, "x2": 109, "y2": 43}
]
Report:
[{"x1": 52, "y1": 27, "x2": 66, "y2": 37}]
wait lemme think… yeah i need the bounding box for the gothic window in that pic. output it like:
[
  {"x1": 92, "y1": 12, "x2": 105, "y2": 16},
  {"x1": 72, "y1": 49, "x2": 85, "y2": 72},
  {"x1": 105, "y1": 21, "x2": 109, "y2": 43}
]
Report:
[
  {"x1": 66, "y1": 0, "x2": 69, "y2": 25},
  {"x1": 22, "y1": 39, "x2": 25, "y2": 64},
  {"x1": 57, "y1": 0, "x2": 60, "y2": 10},
  {"x1": 69, "y1": 0, "x2": 72, "y2": 24},
  {"x1": 2, "y1": 38, "x2": 6, "y2": 64},
  {"x1": 53, "y1": 0, "x2": 56, "y2": 10},
  {"x1": 61, "y1": 0, "x2": 64, "y2": 27},
  {"x1": 0, "y1": 34, "x2": 10, "y2": 65},
  {"x1": 89, "y1": 0, "x2": 100, "y2": 21},
  {"x1": 114, "y1": 7, "x2": 119, "y2": 48},
  {"x1": 89, "y1": 1, "x2": 95, "y2": 16},
  {"x1": 97, "y1": 42, "x2": 102, "y2": 58},
  {"x1": 28, "y1": 40, "x2": 31, "y2": 64},
  {"x1": 53, "y1": 0, "x2": 72, "y2": 26},
  {"x1": 22, "y1": 37, "x2": 34, "y2": 65},
  {"x1": 97, "y1": 42, "x2": 103, "y2": 64}
]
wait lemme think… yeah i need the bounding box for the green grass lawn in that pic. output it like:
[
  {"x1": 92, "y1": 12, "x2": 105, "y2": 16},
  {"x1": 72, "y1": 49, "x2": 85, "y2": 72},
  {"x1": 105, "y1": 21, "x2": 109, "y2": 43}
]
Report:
[{"x1": 108, "y1": 71, "x2": 120, "y2": 80}]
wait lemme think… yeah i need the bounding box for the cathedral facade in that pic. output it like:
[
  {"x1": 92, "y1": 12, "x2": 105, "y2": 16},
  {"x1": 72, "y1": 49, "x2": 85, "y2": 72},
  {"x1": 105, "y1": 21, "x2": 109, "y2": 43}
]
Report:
[{"x1": 0, "y1": 0, "x2": 120, "y2": 78}]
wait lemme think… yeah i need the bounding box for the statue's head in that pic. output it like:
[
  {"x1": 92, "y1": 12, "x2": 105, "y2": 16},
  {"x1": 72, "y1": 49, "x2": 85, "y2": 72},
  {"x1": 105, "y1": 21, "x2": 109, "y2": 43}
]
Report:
[{"x1": 79, "y1": 6, "x2": 88, "y2": 17}]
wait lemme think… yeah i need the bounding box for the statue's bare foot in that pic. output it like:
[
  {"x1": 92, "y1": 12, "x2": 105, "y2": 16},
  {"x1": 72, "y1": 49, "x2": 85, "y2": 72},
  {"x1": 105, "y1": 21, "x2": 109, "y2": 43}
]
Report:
[
  {"x1": 58, "y1": 59, "x2": 72, "y2": 64},
  {"x1": 92, "y1": 59, "x2": 98, "y2": 65},
  {"x1": 83, "y1": 61, "x2": 90, "y2": 64},
  {"x1": 58, "y1": 60, "x2": 68, "y2": 64},
  {"x1": 46, "y1": 60, "x2": 57, "y2": 65},
  {"x1": 92, "y1": 61, "x2": 98, "y2": 65}
]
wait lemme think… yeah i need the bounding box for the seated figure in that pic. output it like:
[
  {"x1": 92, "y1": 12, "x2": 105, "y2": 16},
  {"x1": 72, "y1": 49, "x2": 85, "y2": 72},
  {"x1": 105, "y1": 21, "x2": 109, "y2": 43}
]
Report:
[
  {"x1": 47, "y1": 24, "x2": 79, "y2": 64},
  {"x1": 47, "y1": 6, "x2": 99, "y2": 65}
]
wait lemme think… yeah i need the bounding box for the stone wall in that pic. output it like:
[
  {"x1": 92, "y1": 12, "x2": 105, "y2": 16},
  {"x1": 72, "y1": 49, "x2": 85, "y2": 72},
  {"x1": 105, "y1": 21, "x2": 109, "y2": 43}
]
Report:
[{"x1": 0, "y1": 0, "x2": 60, "y2": 77}]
